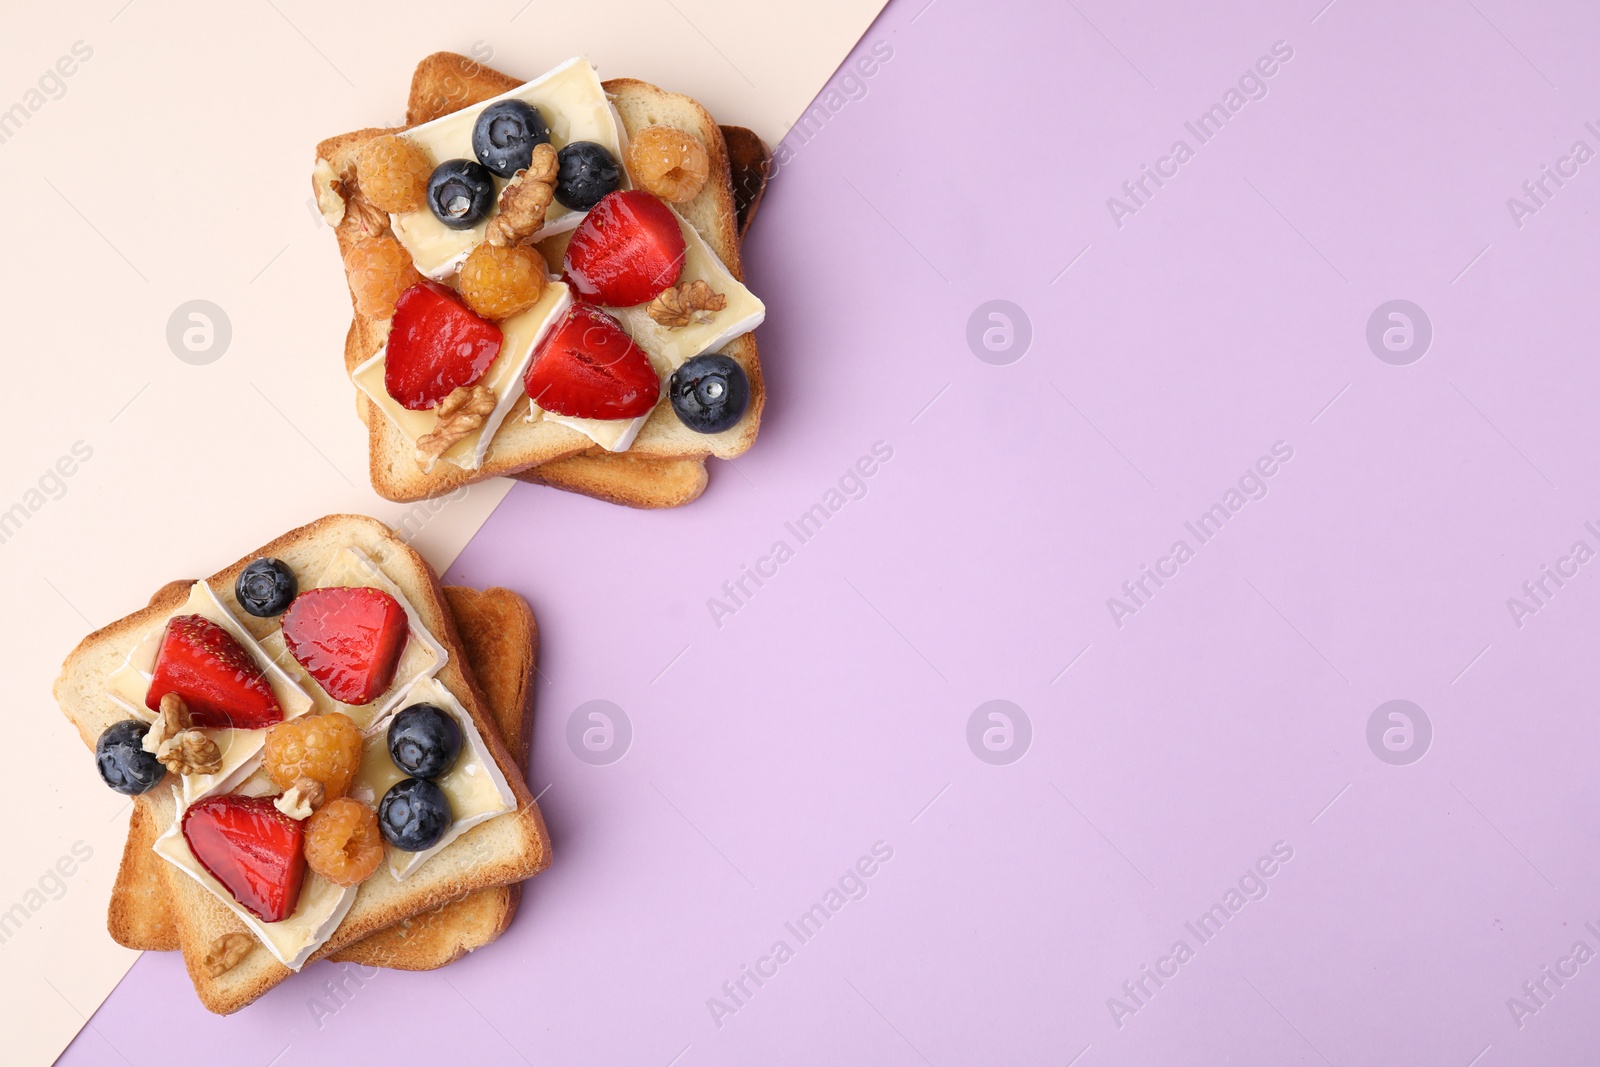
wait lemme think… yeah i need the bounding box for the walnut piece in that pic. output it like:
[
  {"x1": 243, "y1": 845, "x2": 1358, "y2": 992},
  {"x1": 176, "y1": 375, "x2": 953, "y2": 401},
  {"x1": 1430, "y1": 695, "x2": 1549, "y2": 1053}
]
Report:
[
  {"x1": 647, "y1": 280, "x2": 727, "y2": 328},
  {"x1": 142, "y1": 693, "x2": 191, "y2": 754},
  {"x1": 156, "y1": 729, "x2": 222, "y2": 777},
  {"x1": 346, "y1": 193, "x2": 389, "y2": 238},
  {"x1": 204, "y1": 932, "x2": 254, "y2": 978},
  {"x1": 486, "y1": 143, "x2": 558, "y2": 247},
  {"x1": 417, "y1": 385, "x2": 497, "y2": 465},
  {"x1": 274, "y1": 777, "x2": 326, "y2": 821},
  {"x1": 338, "y1": 162, "x2": 390, "y2": 238}
]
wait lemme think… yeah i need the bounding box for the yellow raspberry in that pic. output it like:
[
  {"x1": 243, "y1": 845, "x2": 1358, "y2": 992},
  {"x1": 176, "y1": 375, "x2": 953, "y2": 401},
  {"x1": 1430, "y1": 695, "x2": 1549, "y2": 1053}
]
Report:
[
  {"x1": 345, "y1": 235, "x2": 422, "y2": 320},
  {"x1": 628, "y1": 125, "x2": 710, "y2": 203},
  {"x1": 304, "y1": 797, "x2": 384, "y2": 887},
  {"x1": 263, "y1": 712, "x2": 363, "y2": 799},
  {"x1": 458, "y1": 242, "x2": 547, "y2": 320},
  {"x1": 356, "y1": 134, "x2": 433, "y2": 213}
]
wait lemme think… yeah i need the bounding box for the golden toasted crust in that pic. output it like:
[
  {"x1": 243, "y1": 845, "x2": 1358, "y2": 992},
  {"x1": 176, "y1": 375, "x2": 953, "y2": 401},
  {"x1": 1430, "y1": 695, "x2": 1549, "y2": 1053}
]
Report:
[
  {"x1": 55, "y1": 515, "x2": 551, "y2": 1011},
  {"x1": 109, "y1": 791, "x2": 181, "y2": 951},
  {"x1": 515, "y1": 451, "x2": 708, "y2": 509},
  {"x1": 109, "y1": 585, "x2": 538, "y2": 970},
  {"x1": 322, "y1": 55, "x2": 764, "y2": 502}
]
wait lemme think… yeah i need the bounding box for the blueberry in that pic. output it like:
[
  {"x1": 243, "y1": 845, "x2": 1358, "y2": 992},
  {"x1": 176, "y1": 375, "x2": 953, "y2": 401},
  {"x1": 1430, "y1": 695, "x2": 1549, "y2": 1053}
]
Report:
[
  {"x1": 554, "y1": 141, "x2": 621, "y2": 211},
  {"x1": 235, "y1": 558, "x2": 297, "y2": 617},
  {"x1": 387, "y1": 703, "x2": 463, "y2": 780},
  {"x1": 427, "y1": 159, "x2": 496, "y2": 229},
  {"x1": 96, "y1": 720, "x2": 166, "y2": 795},
  {"x1": 378, "y1": 778, "x2": 452, "y2": 852},
  {"x1": 669, "y1": 353, "x2": 749, "y2": 434},
  {"x1": 472, "y1": 100, "x2": 551, "y2": 178}
]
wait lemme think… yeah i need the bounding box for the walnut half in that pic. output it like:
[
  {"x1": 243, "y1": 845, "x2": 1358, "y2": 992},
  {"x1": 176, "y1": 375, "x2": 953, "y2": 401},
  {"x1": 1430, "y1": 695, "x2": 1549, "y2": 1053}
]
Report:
[
  {"x1": 338, "y1": 162, "x2": 390, "y2": 238},
  {"x1": 156, "y1": 729, "x2": 222, "y2": 777},
  {"x1": 416, "y1": 384, "x2": 497, "y2": 466},
  {"x1": 486, "y1": 143, "x2": 558, "y2": 247},
  {"x1": 142, "y1": 693, "x2": 191, "y2": 754},
  {"x1": 205, "y1": 932, "x2": 255, "y2": 978},
  {"x1": 274, "y1": 777, "x2": 326, "y2": 821},
  {"x1": 648, "y1": 280, "x2": 727, "y2": 328}
]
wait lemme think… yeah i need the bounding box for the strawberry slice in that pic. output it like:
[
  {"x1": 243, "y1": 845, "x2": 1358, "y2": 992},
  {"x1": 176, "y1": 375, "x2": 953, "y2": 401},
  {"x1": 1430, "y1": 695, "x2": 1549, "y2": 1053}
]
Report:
[
  {"x1": 384, "y1": 280, "x2": 503, "y2": 410},
  {"x1": 183, "y1": 795, "x2": 306, "y2": 923},
  {"x1": 524, "y1": 304, "x2": 661, "y2": 420},
  {"x1": 563, "y1": 190, "x2": 687, "y2": 307},
  {"x1": 146, "y1": 614, "x2": 283, "y2": 729},
  {"x1": 281, "y1": 587, "x2": 409, "y2": 705}
]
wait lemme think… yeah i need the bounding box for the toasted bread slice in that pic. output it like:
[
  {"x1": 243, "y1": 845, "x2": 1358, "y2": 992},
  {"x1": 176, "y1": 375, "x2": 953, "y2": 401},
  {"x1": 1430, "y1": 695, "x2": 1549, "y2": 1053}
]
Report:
[
  {"x1": 321, "y1": 54, "x2": 765, "y2": 503},
  {"x1": 109, "y1": 585, "x2": 536, "y2": 971},
  {"x1": 55, "y1": 515, "x2": 551, "y2": 1011},
  {"x1": 402, "y1": 60, "x2": 771, "y2": 509}
]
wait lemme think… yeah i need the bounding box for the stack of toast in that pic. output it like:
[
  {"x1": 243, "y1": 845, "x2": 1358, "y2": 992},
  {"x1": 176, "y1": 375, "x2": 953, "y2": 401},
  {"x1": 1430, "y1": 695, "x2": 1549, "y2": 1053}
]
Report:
[
  {"x1": 49, "y1": 52, "x2": 778, "y2": 1018},
  {"x1": 54, "y1": 515, "x2": 551, "y2": 1012},
  {"x1": 318, "y1": 53, "x2": 773, "y2": 509}
]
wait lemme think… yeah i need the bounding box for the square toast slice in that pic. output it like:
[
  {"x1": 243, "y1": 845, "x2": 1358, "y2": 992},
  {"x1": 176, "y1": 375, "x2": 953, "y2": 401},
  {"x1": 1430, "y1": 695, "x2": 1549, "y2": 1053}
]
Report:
[
  {"x1": 54, "y1": 515, "x2": 552, "y2": 1011},
  {"x1": 108, "y1": 584, "x2": 536, "y2": 971},
  {"x1": 320, "y1": 54, "x2": 765, "y2": 502}
]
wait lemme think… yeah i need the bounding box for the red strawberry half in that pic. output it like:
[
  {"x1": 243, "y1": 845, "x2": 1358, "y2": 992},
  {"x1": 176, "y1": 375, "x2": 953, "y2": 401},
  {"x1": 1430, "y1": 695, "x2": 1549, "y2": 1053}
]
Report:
[
  {"x1": 281, "y1": 587, "x2": 409, "y2": 705},
  {"x1": 563, "y1": 190, "x2": 687, "y2": 307},
  {"x1": 146, "y1": 614, "x2": 283, "y2": 729},
  {"x1": 183, "y1": 795, "x2": 306, "y2": 923},
  {"x1": 384, "y1": 280, "x2": 503, "y2": 410},
  {"x1": 524, "y1": 304, "x2": 661, "y2": 420}
]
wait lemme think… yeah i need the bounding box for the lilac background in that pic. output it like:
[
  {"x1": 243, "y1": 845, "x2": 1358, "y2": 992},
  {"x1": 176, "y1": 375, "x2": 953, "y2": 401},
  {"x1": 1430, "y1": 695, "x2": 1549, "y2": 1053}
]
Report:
[{"x1": 61, "y1": 0, "x2": 1600, "y2": 1063}]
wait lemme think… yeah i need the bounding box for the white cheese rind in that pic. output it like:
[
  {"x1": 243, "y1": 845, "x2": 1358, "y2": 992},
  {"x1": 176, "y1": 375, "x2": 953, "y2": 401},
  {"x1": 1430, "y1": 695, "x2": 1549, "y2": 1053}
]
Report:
[
  {"x1": 542, "y1": 411, "x2": 649, "y2": 452},
  {"x1": 312, "y1": 158, "x2": 345, "y2": 226}
]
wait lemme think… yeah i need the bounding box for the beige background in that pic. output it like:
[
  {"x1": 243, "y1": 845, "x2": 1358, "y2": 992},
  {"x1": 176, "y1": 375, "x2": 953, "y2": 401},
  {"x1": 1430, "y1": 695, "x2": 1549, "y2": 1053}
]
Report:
[{"x1": 0, "y1": 1, "x2": 885, "y2": 1061}]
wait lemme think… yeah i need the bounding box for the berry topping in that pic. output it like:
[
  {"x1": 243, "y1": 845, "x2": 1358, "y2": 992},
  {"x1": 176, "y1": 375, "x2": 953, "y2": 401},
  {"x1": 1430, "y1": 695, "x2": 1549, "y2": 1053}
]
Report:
[
  {"x1": 426, "y1": 159, "x2": 496, "y2": 229},
  {"x1": 182, "y1": 795, "x2": 306, "y2": 923},
  {"x1": 472, "y1": 100, "x2": 551, "y2": 178},
  {"x1": 384, "y1": 281, "x2": 503, "y2": 410},
  {"x1": 524, "y1": 304, "x2": 661, "y2": 421},
  {"x1": 458, "y1": 242, "x2": 547, "y2": 320},
  {"x1": 345, "y1": 235, "x2": 425, "y2": 321},
  {"x1": 281, "y1": 588, "x2": 409, "y2": 706},
  {"x1": 235, "y1": 558, "x2": 297, "y2": 618},
  {"x1": 563, "y1": 190, "x2": 686, "y2": 307},
  {"x1": 146, "y1": 614, "x2": 283, "y2": 730},
  {"x1": 95, "y1": 720, "x2": 166, "y2": 795},
  {"x1": 263, "y1": 712, "x2": 363, "y2": 798},
  {"x1": 554, "y1": 140, "x2": 622, "y2": 211},
  {"x1": 304, "y1": 797, "x2": 385, "y2": 886},
  {"x1": 628, "y1": 125, "x2": 711, "y2": 203},
  {"x1": 378, "y1": 778, "x2": 452, "y2": 852},
  {"x1": 388, "y1": 703, "x2": 463, "y2": 780},
  {"x1": 669, "y1": 353, "x2": 750, "y2": 434},
  {"x1": 356, "y1": 134, "x2": 433, "y2": 213}
]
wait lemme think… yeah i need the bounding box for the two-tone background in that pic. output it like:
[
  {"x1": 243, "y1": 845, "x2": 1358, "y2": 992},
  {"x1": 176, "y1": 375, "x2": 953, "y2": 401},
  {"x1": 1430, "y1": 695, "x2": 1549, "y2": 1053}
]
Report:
[{"x1": 7, "y1": 0, "x2": 1600, "y2": 1064}]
